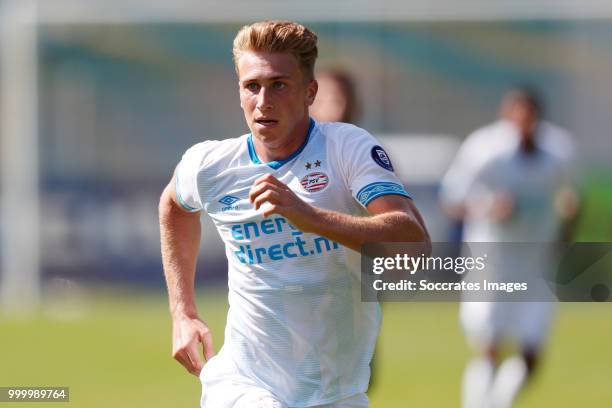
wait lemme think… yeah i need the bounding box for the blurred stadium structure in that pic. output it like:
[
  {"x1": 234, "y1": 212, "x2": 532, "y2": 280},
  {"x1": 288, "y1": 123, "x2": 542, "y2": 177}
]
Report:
[{"x1": 2, "y1": 0, "x2": 612, "y2": 315}]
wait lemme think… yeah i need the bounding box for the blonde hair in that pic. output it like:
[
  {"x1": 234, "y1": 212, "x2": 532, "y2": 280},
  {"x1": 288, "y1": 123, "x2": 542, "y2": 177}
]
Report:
[{"x1": 233, "y1": 20, "x2": 318, "y2": 81}]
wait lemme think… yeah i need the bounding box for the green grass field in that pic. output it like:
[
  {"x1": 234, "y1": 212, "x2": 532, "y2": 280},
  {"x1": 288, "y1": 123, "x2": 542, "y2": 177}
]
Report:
[
  {"x1": 1, "y1": 286, "x2": 611, "y2": 407},
  {"x1": 1, "y1": 173, "x2": 610, "y2": 407}
]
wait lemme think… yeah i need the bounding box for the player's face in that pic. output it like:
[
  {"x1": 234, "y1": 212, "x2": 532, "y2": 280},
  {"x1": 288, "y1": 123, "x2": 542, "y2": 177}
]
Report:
[
  {"x1": 237, "y1": 51, "x2": 317, "y2": 146},
  {"x1": 507, "y1": 101, "x2": 538, "y2": 139}
]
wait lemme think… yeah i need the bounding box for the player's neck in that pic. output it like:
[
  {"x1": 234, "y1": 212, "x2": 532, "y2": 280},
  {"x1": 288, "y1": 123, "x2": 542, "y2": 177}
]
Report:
[
  {"x1": 519, "y1": 135, "x2": 537, "y2": 154},
  {"x1": 252, "y1": 117, "x2": 311, "y2": 163}
]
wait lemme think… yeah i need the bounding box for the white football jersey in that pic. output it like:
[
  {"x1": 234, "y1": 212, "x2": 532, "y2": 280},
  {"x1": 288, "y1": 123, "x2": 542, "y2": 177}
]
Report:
[
  {"x1": 440, "y1": 119, "x2": 576, "y2": 209},
  {"x1": 175, "y1": 120, "x2": 410, "y2": 406},
  {"x1": 465, "y1": 147, "x2": 572, "y2": 243}
]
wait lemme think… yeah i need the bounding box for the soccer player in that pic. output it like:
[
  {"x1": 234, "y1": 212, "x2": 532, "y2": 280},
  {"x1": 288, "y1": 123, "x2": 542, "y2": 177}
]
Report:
[
  {"x1": 159, "y1": 20, "x2": 430, "y2": 408},
  {"x1": 440, "y1": 87, "x2": 577, "y2": 222},
  {"x1": 440, "y1": 88, "x2": 580, "y2": 408}
]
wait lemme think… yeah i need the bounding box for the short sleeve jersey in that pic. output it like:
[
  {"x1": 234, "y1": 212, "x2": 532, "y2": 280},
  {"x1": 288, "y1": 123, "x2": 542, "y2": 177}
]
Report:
[
  {"x1": 175, "y1": 120, "x2": 410, "y2": 406},
  {"x1": 465, "y1": 147, "x2": 573, "y2": 243},
  {"x1": 440, "y1": 119, "x2": 577, "y2": 208}
]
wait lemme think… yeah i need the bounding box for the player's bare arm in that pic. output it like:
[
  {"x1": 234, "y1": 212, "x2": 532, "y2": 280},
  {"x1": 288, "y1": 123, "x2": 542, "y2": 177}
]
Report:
[
  {"x1": 159, "y1": 174, "x2": 215, "y2": 376},
  {"x1": 249, "y1": 173, "x2": 431, "y2": 253}
]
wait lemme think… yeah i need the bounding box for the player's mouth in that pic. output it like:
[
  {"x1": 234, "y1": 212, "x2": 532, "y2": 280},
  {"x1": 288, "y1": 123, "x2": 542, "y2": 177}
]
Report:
[{"x1": 254, "y1": 118, "x2": 279, "y2": 128}]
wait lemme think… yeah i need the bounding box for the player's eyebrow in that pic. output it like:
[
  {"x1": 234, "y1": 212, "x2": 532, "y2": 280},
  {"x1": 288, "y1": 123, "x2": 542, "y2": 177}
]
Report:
[{"x1": 241, "y1": 75, "x2": 291, "y2": 83}]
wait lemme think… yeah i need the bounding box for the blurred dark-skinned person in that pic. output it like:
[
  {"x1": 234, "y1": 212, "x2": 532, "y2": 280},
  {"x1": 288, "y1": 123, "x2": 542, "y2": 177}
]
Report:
[{"x1": 440, "y1": 87, "x2": 581, "y2": 408}]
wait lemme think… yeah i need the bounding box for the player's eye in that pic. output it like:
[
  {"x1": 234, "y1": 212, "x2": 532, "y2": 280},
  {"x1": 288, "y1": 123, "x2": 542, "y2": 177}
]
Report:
[
  {"x1": 272, "y1": 81, "x2": 286, "y2": 90},
  {"x1": 245, "y1": 82, "x2": 260, "y2": 92}
]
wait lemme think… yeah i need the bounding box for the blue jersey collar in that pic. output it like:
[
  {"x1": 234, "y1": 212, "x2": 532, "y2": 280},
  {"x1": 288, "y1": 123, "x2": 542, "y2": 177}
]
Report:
[{"x1": 247, "y1": 118, "x2": 315, "y2": 170}]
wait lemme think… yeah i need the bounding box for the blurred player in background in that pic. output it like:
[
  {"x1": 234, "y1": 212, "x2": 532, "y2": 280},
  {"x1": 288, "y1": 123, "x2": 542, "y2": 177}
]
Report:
[
  {"x1": 440, "y1": 87, "x2": 581, "y2": 408},
  {"x1": 310, "y1": 68, "x2": 360, "y2": 124},
  {"x1": 159, "y1": 20, "x2": 430, "y2": 408},
  {"x1": 440, "y1": 87, "x2": 577, "y2": 221}
]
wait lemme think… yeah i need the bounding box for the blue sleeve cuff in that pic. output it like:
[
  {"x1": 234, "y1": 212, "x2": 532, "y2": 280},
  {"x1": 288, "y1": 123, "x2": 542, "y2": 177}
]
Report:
[{"x1": 356, "y1": 182, "x2": 412, "y2": 207}]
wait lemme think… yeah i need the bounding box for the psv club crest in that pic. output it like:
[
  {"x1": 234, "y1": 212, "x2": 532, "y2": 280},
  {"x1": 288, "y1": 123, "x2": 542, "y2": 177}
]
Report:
[{"x1": 301, "y1": 172, "x2": 329, "y2": 193}]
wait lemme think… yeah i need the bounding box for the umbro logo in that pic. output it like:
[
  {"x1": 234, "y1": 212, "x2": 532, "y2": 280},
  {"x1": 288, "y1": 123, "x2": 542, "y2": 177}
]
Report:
[{"x1": 219, "y1": 195, "x2": 240, "y2": 206}]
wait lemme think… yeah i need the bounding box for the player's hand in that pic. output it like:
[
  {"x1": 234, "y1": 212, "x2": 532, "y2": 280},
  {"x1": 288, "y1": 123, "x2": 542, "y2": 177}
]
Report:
[
  {"x1": 171, "y1": 314, "x2": 215, "y2": 376},
  {"x1": 488, "y1": 191, "x2": 515, "y2": 222},
  {"x1": 554, "y1": 186, "x2": 580, "y2": 220},
  {"x1": 249, "y1": 174, "x2": 317, "y2": 232}
]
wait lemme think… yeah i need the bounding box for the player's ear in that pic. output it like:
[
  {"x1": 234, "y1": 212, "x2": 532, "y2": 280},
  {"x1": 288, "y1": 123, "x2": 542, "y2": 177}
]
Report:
[{"x1": 306, "y1": 79, "x2": 318, "y2": 106}]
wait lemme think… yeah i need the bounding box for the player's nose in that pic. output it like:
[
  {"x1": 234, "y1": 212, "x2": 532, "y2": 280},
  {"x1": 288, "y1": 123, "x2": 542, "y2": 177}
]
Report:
[{"x1": 256, "y1": 86, "x2": 274, "y2": 111}]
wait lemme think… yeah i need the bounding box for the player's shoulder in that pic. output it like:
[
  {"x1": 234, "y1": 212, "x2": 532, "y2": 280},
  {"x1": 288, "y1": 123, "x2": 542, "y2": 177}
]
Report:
[
  {"x1": 184, "y1": 134, "x2": 246, "y2": 157},
  {"x1": 539, "y1": 120, "x2": 572, "y2": 138},
  {"x1": 181, "y1": 134, "x2": 248, "y2": 170},
  {"x1": 315, "y1": 121, "x2": 377, "y2": 147},
  {"x1": 459, "y1": 120, "x2": 516, "y2": 158},
  {"x1": 467, "y1": 120, "x2": 512, "y2": 143},
  {"x1": 538, "y1": 120, "x2": 575, "y2": 158}
]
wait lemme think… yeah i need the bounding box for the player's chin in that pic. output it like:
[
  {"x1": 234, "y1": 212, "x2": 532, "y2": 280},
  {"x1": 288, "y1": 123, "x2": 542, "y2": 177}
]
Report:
[{"x1": 252, "y1": 123, "x2": 281, "y2": 138}]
